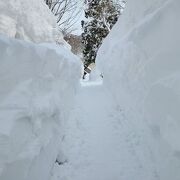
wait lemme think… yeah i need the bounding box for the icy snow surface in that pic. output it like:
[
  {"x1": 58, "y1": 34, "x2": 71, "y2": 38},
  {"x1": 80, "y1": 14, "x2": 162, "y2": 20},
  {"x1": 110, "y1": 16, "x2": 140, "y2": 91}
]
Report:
[{"x1": 0, "y1": 35, "x2": 81, "y2": 180}]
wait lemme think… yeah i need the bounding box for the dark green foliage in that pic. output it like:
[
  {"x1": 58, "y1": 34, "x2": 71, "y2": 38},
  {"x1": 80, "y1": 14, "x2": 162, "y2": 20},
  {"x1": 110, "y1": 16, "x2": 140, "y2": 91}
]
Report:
[{"x1": 82, "y1": 0, "x2": 121, "y2": 66}]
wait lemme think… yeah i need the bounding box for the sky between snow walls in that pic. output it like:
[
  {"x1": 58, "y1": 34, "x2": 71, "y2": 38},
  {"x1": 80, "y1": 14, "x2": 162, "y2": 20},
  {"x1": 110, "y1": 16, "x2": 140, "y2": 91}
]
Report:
[{"x1": 97, "y1": 0, "x2": 180, "y2": 179}]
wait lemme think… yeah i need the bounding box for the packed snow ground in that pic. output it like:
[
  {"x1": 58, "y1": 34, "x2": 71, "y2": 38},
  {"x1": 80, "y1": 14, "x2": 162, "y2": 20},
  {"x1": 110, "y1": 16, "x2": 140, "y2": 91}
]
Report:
[{"x1": 51, "y1": 81, "x2": 158, "y2": 180}]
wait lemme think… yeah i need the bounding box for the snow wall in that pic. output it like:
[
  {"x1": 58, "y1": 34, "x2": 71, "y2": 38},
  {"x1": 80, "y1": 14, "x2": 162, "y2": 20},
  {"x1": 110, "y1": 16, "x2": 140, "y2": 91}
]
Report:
[
  {"x1": 97, "y1": 0, "x2": 180, "y2": 179},
  {"x1": 0, "y1": 0, "x2": 63, "y2": 43},
  {"x1": 0, "y1": 35, "x2": 81, "y2": 180}
]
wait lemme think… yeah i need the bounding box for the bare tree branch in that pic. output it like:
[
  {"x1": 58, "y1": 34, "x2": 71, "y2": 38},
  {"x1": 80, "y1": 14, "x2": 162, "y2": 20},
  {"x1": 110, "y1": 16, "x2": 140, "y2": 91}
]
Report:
[{"x1": 45, "y1": 0, "x2": 82, "y2": 35}]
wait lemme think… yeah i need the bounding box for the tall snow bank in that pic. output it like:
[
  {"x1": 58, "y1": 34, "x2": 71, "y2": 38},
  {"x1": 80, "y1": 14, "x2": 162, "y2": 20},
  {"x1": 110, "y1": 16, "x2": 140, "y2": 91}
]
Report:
[
  {"x1": 97, "y1": 0, "x2": 180, "y2": 179},
  {"x1": 0, "y1": 0, "x2": 62, "y2": 43},
  {"x1": 0, "y1": 35, "x2": 81, "y2": 180}
]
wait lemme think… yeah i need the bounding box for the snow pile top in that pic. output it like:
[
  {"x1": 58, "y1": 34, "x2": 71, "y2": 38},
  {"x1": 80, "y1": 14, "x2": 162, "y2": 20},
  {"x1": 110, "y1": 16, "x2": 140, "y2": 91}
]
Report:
[
  {"x1": 0, "y1": 35, "x2": 81, "y2": 180},
  {"x1": 0, "y1": 0, "x2": 63, "y2": 43},
  {"x1": 97, "y1": 0, "x2": 180, "y2": 179},
  {"x1": 107, "y1": 0, "x2": 167, "y2": 43}
]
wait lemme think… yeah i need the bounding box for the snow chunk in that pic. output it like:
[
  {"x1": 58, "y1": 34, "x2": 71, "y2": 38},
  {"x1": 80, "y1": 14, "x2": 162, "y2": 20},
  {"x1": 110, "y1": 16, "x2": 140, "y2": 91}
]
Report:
[{"x1": 0, "y1": 0, "x2": 63, "y2": 43}]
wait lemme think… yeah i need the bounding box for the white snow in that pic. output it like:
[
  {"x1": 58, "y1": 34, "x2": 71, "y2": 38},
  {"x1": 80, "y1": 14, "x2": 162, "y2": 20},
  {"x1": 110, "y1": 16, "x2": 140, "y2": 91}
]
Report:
[
  {"x1": 1, "y1": 0, "x2": 180, "y2": 180},
  {"x1": 96, "y1": 0, "x2": 180, "y2": 179},
  {"x1": 51, "y1": 83, "x2": 159, "y2": 180},
  {"x1": 0, "y1": 0, "x2": 63, "y2": 43},
  {"x1": 0, "y1": 35, "x2": 81, "y2": 180},
  {"x1": 50, "y1": 0, "x2": 180, "y2": 179}
]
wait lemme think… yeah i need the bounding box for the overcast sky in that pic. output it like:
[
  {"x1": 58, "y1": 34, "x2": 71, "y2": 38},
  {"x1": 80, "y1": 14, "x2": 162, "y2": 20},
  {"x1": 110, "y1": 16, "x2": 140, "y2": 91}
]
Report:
[{"x1": 73, "y1": 1, "x2": 85, "y2": 35}]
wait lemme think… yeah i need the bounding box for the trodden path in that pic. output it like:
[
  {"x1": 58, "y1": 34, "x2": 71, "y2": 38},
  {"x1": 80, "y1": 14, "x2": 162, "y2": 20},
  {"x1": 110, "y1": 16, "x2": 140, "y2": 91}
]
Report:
[{"x1": 51, "y1": 81, "x2": 158, "y2": 180}]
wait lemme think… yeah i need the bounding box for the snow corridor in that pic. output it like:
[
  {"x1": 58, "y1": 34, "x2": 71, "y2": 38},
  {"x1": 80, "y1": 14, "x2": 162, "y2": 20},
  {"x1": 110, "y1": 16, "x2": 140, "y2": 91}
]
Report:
[{"x1": 51, "y1": 80, "x2": 158, "y2": 180}]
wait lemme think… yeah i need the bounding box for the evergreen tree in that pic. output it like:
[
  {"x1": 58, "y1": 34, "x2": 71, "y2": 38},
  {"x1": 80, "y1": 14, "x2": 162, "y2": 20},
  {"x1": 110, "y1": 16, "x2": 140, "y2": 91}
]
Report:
[{"x1": 82, "y1": 0, "x2": 122, "y2": 66}]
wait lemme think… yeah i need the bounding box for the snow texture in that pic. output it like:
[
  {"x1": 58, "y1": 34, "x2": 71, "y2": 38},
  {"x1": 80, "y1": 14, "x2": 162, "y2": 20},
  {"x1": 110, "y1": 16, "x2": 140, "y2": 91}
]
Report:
[
  {"x1": 0, "y1": 35, "x2": 81, "y2": 180},
  {"x1": 1, "y1": 0, "x2": 180, "y2": 179},
  {"x1": 97, "y1": 0, "x2": 180, "y2": 179},
  {"x1": 51, "y1": 82, "x2": 155, "y2": 180},
  {"x1": 0, "y1": 0, "x2": 63, "y2": 43}
]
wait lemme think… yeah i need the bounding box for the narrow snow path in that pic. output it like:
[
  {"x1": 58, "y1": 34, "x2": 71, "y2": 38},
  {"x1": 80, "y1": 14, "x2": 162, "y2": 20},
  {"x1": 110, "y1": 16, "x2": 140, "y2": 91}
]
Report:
[{"x1": 51, "y1": 81, "x2": 158, "y2": 180}]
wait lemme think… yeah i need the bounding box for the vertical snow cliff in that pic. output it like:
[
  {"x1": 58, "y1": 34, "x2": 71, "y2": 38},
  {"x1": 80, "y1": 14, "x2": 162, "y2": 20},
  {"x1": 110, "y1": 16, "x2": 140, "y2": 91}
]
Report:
[
  {"x1": 0, "y1": 35, "x2": 81, "y2": 180},
  {"x1": 97, "y1": 0, "x2": 180, "y2": 179},
  {"x1": 0, "y1": 0, "x2": 81, "y2": 179}
]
